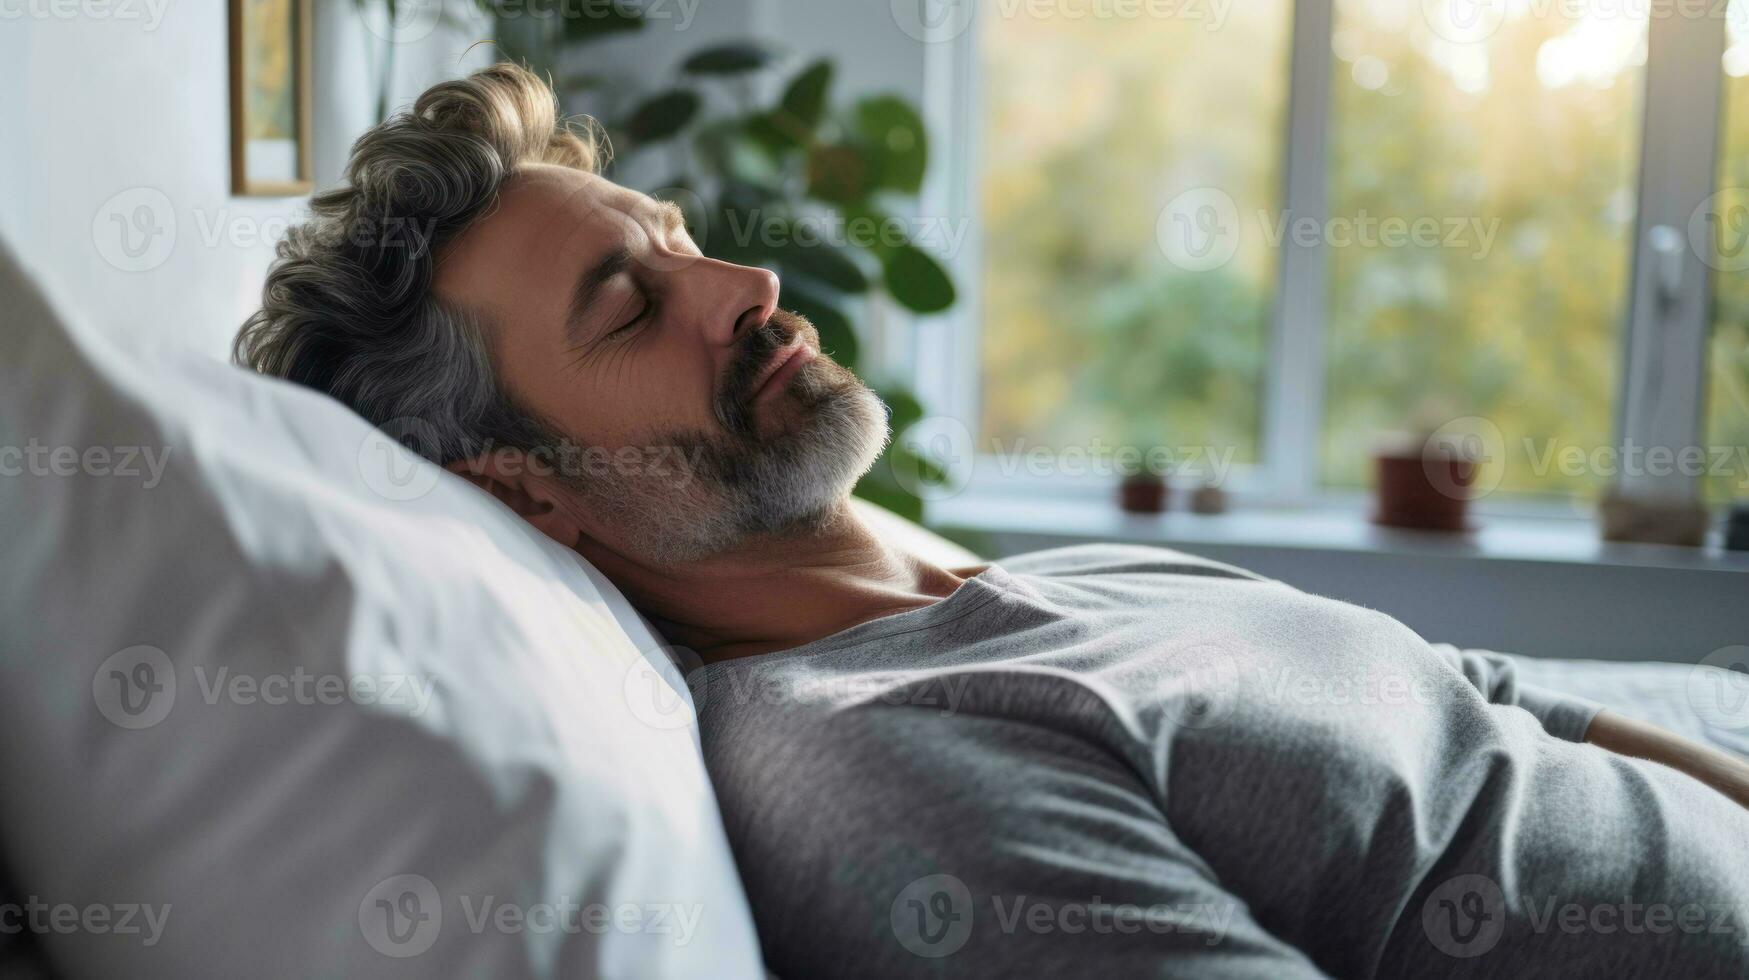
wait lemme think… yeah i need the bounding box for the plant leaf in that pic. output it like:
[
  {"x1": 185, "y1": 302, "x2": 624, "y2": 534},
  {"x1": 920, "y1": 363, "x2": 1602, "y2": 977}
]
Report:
[
  {"x1": 806, "y1": 143, "x2": 873, "y2": 205},
  {"x1": 561, "y1": 1, "x2": 644, "y2": 43},
  {"x1": 883, "y1": 243, "x2": 955, "y2": 314},
  {"x1": 683, "y1": 42, "x2": 773, "y2": 75},
  {"x1": 855, "y1": 95, "x2": 927, "y2": 193},
  {"x1": 749, "y1": 225, "x2": 868, "y2": 293},
  {"x1": 622, "y1": 89, "x2": 700, "y2": 144},
  {"x1": 778, "y1": 60, "x2": 833, "y2": 131}
]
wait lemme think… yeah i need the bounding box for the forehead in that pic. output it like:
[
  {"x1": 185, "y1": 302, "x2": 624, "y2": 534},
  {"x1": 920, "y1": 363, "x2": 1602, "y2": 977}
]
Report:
[{"x1": 432, "y1": 165, "x2": 672, "y2": 314}]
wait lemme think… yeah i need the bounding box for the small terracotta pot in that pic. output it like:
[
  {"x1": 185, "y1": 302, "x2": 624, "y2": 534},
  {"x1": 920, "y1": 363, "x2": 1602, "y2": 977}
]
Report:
[
  {"x1": 1373, "y1": 451, "x2": 1474, "y2": 532},
  {"x1": 1118, "y1": 472, "x2": 1168, "y2": 514}
]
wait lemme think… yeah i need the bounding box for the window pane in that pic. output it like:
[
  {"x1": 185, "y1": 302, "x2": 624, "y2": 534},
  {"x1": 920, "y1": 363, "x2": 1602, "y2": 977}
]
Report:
[
  {"x1": 1323, "y1": 1, "x2": 1647, "y2": 499},
  {"x1": 1709, "y1": 2, "x2": 1749, "y2": 504},
  {"x1": 977, "y1": 3, "x2": 1292, "y2": 466}
]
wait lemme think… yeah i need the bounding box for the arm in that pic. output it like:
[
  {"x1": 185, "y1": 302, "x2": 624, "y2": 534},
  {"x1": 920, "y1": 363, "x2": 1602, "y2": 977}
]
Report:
[
  {"x1": 1429, "y1": 643, "x2": 1749, "y2": 807},
  {"x1": 1427, "y1": 643, "x2": 1604, "y2": 742},
  {"x1": 1583, "y1": 708, "x2": 1749, "y2": 810}
]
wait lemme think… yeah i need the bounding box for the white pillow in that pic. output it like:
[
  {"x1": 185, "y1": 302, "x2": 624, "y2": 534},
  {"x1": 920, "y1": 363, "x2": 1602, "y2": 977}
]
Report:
[{"x1": 0, "y1": 236, "x2": 765, "y2": 978}]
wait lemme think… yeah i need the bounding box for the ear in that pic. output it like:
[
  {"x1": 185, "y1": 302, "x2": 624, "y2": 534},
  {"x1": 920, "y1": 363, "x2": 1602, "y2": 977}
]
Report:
[{"x1": 445, "y1": 448, "x2": 585, "y2": 551}]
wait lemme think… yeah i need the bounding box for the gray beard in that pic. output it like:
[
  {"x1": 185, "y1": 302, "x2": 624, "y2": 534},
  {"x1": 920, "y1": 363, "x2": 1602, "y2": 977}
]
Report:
[{"x1": 560, "y1": 359, "x2": 891, "y2": 565}]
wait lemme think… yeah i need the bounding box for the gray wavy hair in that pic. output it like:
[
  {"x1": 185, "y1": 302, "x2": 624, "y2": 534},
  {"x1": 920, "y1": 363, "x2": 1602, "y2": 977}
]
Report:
[{"x1": 234, "y1": 62, "x2": 609, "y2": 464}]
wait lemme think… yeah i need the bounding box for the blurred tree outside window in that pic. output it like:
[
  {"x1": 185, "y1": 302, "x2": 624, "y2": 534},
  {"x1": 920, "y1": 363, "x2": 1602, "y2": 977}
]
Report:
[
  {"x1": 1709, "y1": 0, "x2": 1749, "y2": 503},
  {"x1": 975, "y1": 0, "x2": 1749, "y2": 507}
]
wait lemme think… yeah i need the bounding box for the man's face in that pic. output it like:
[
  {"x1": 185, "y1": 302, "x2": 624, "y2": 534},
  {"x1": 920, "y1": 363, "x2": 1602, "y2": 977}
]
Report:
[{"x1": 435, "y1": 164, "x2": 889, "y2": 562}]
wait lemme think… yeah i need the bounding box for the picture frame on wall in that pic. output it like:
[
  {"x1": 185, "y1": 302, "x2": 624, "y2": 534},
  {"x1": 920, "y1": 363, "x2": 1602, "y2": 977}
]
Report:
[{"x1": 229, "y1": 0, "x2": 313, "y2": 196}]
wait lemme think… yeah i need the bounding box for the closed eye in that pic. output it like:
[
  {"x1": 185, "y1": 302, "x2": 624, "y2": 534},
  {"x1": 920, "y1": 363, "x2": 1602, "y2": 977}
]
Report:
[{"x1": 608, "y1": 297, "x2": 652, "y2": 338}]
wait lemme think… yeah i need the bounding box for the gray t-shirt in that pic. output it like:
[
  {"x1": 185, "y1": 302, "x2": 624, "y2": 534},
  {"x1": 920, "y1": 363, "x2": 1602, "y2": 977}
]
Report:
[{"x1": 689, "y1": 544, "x2": 1749, "y2": 978}]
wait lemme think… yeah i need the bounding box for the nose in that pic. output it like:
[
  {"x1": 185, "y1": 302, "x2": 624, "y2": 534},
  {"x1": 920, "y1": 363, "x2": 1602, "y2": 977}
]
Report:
[{"x1": 696, "y1": 258, "x2": 779, "y2": 348}]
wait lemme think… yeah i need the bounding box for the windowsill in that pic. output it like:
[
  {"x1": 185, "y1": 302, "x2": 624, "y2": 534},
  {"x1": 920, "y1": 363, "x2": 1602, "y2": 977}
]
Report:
[{"x1": 929, "y1": 493, "x2": 1749, "y2": 574}]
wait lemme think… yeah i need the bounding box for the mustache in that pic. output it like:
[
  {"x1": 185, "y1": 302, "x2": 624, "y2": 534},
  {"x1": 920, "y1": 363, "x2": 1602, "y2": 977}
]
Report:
[{"x1": 716, "y1": 307, "x2": 815, "y2": 434}]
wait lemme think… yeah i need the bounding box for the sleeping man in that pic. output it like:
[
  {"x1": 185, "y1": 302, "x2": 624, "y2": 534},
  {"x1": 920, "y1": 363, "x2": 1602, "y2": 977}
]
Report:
[{"x1": 238, "y1": 64, "x2": 1749, "y2": 978}]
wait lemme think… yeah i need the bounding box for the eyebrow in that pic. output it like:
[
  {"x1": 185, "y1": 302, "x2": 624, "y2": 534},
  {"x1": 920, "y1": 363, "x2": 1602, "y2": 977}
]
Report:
[
  {"x1": 562, "y1": 202, "x2": 689, "y2": 343},
  {"x1": 651, "y1": 199, "x2": 686, "y2": 235}
]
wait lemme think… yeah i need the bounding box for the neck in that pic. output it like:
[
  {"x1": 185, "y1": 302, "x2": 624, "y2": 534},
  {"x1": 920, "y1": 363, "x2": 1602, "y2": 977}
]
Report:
[{"x1": 579, "y1": 498, "x2": 975, "y2": 663}]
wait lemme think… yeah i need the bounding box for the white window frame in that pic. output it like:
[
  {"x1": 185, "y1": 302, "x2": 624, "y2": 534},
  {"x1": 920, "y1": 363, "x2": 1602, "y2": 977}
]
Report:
[{"x1": 910, "y1": 0, "x2": 1730, "y2": 519}]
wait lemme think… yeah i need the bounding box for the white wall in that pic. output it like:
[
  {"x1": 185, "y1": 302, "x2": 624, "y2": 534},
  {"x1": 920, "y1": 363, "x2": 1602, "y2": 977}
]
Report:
[{"x1": 0, "y1": 1, "x2": 491, "y2": 361}]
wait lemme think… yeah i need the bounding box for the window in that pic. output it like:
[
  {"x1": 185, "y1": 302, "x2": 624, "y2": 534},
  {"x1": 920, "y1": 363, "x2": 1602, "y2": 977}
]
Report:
[
  {"x1": 922, "y1": 0, "x2": 1749, "y2": 512},
  {"x1": 976, "y1": 2, "x2": 1293, "y2": 468}
]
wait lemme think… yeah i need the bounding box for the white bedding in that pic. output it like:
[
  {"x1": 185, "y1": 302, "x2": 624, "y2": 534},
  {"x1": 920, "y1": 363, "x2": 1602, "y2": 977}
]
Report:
[
  {"x1": 1511, "y1": 654, "x2": 1749, "y2": 761},
  {"x1": 0, "y1": 236, "x2": 766, "y2": 977}
]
